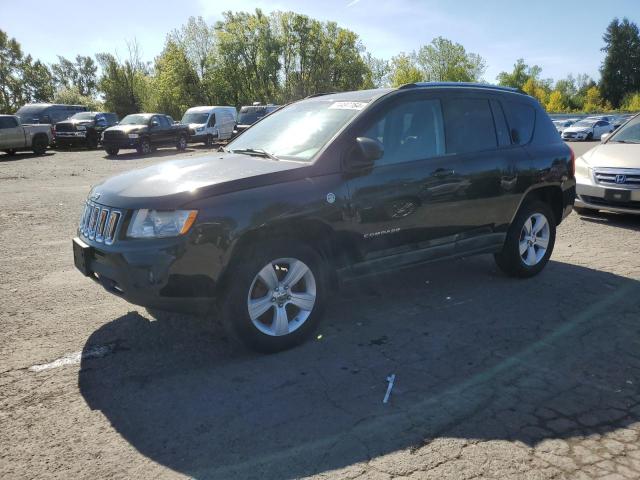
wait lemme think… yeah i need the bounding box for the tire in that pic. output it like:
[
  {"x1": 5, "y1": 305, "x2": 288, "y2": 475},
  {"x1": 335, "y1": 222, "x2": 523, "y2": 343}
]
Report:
[
  {"x1": 586, "y1": 132, "x2": 593, "y2": 141},
  {"x1": 86, "y1": 132, "x2": 99, "y2": 149},
  {"x1": 137, "y1": 138, "x2": 151, "y2": 155},
  {"x1": 105, "y1": 146, "x2": 119, "y2": 156},
  {"x1": 204, "y1": 135, "x2": 214, "y2": 147},
  {"x1": 32, "y1": 135, "x2": 48, "y2": 155},
  {"x1": 4, "y1": 149, "x2": 17, "y2": 156},
  {"x1": 494, "y1": 200, "x2": 556, "y2": 278},
  {"x1": 176, "y1": 134, "x2": 187, "y2": 151},
  {"x1": 222, "y1": 241, "x2": 327, "y2": 353}
]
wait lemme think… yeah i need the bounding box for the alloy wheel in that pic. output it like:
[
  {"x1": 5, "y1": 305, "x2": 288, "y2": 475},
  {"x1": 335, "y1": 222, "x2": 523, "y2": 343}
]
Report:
[
  {"x1": 519, "y1": 213, "x2": 550, "y2": 266},
  {"x1": 247, "y1": 257, "x2": 317, "y2": 337}
]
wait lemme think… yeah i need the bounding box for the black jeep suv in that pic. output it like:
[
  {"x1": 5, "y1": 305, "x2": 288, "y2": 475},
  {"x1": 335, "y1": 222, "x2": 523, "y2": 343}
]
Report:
[
  {"x1": 55, "y1": 112, "x2": 119, "y2": 149},
  {"x1": 101, "y1": 113, "x2": 189, "y2": 156},
  {"x1": 73, "y1": 83, "x2": 575, "y2": 352}
]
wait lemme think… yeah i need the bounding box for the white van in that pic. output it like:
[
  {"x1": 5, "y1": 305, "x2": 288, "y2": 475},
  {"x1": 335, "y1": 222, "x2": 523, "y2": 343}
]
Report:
[{"x1": 181, "y1": 106, "x2": 237, "y2": 146}]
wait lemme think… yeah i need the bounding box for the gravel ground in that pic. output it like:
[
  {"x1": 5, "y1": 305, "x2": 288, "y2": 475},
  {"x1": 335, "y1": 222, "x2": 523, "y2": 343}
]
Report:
[{"x1": 1, "y1": 141, "x2": 639, "y2": 480}]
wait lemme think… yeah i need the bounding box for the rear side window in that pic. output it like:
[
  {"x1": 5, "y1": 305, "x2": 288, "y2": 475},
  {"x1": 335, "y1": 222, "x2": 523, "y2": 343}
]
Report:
[
  {"x1": 0, "y1": 116, "x2": 18, "y2": 128},
  {"x1": 442, "y1": 98, "x2": 497, "y2": 154},
  {"x1": 503, "y1": 100, "x2": 535, "y2": 144}
]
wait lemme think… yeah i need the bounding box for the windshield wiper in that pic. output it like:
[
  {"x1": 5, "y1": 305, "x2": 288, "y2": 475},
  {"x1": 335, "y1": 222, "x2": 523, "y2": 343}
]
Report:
[{"x1": 231, "y1": 148, "x2": 279, "y2": 160}]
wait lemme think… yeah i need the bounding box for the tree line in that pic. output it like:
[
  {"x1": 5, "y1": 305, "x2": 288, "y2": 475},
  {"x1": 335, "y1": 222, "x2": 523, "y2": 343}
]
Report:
[{"x1": 1, "y1": 12, "x2": 639, "y2": 119}]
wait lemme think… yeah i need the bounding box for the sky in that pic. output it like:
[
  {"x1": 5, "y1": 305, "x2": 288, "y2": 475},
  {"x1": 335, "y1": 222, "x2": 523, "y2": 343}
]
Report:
[{"x1": 2, "y1": 0, "x2": 638, "y2": 83}]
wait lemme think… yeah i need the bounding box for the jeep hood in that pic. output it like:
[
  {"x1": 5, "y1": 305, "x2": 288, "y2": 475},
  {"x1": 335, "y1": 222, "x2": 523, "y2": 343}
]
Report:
[
  {"x1": 106, "y1": 124, "x2": 147, "y2": 134},
  {"x1": 91, "y1": 153, "x2": 307, "y2": 209},
  {"x1": 579, "y1": 143, "x2": 640, "y2": 169}
]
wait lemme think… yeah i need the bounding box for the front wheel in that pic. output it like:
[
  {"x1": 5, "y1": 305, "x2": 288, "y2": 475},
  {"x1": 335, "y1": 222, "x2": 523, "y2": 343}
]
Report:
[
  {"x1": 176, "y1": 134, "x2": 187, "y2": 151},
  {"x1": 4, "y1": 149, "x2": 17, "y2": 156},
  {"x1": 105, "y1": 146, "x2": 119, "y2": 156},
  {"x1": 86, "y1": 133, "x2": 99, "y2": 149},
  {"x1": 494, "y1": 200, "x2": 556, "y2": 278},
  {"x1": 586, "y1": 132, "x2": 593, "y2": 141},
  {"x1": 136, "y1": 138, "x2": 151, "y2": 155},
  {"x1": 222, "y1": 242, "x2": 327, "y2": 353},
  {"x1": 204, "y1": 134, "x2": 214, "y2": 147}
]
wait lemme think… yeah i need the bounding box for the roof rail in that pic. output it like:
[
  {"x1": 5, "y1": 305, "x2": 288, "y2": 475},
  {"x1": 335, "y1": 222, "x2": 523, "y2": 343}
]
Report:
[
  {"x1": 305, "y1": 92, "x2": 339, "y2": 99},
  {"x1": 399, "y1": 82, "x2": 525, "y2": 95}
]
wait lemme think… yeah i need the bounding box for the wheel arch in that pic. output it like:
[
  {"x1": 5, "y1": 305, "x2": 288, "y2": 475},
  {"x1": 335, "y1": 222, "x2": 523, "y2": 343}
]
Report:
[{"x1": 513, "y1": 184, "x2": 564, "y2": 226}]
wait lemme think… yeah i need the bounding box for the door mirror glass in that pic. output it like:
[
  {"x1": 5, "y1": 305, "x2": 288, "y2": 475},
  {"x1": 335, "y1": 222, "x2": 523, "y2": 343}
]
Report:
[{"x1": 150, "y1": 120, "x2": 159, "y2": 127}]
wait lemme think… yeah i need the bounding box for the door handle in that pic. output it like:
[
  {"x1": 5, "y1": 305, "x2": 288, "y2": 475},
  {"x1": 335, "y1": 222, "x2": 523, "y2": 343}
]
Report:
[{"x1": 431, "y1": 168, "x2": 455, "y2": 178}]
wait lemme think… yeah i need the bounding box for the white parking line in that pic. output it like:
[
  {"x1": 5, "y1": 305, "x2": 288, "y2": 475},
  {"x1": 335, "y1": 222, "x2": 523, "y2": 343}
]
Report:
[{"x1": 29, "y1": 345, "x2": 112, "y2": 372}]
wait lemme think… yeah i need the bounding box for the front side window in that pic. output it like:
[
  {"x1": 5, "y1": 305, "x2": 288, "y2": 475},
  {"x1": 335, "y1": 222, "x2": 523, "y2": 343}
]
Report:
[
  {"x1": 361, "y1": 98, "x2": 445, "y2": 165},
  {"x1": 442, "y1": 98, "x2": 497, "y2": 154},
  {"x1": 208, "y1": 114, "x2": 216, "y2": 127},
  {"x1": 228, "y1": 99, "x2": 367, "y2": 162}
]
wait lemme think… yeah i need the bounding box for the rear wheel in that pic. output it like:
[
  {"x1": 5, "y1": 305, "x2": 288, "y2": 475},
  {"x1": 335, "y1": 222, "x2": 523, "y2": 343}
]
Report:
[
  {"x1": 494, "y1": 200, "x2": 556, "y2": 278},
  {"x1": 176, "y1": 134, "x2": 187, "y2": 151},
  {"x1": 32, "y1": 135, "x2": 48, "y2": 155},
  {"x1": 222, "y1": 241, "x2": 327, "y2": 353},
  {"x1": 137, "y1": 138, "x2": 151, "y2": 155}
]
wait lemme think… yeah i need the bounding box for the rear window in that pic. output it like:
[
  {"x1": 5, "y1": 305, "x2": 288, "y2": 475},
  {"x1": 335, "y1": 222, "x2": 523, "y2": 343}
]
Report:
[
  {"x1": 503, "y1": 100, "x2": 535, "y2": 145},
  {"x1": 442, "y1": 98, "x2": 497, "y2": 154}
]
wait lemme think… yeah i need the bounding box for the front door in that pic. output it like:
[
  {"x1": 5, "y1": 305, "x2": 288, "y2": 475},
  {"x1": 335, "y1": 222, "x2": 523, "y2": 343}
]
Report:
[{"x1": 345, "y1": 92, "x2": 512, "y2": 264}]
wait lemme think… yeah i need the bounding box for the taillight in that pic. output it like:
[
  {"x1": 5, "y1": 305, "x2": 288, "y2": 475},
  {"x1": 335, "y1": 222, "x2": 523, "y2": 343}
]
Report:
[{"x1": 568, "y1": 146, "x2": 575, "y2": 177}]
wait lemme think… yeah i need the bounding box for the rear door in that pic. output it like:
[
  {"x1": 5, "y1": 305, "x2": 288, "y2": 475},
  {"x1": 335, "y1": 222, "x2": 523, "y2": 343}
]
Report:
[{"x1": 0, "y1": 116, "x2": 25, "y2": 148}]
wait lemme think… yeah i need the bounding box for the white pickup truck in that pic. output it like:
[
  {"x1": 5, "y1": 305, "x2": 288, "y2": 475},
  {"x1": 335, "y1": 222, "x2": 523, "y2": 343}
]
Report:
[{"x1": 0, "y1": 115, "x2": 52, "y2": 156}]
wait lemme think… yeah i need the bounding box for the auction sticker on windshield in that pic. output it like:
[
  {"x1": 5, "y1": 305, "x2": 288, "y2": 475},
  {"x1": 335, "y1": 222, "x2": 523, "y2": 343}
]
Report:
[{"x1": 329, "y1": 101, "x2": 367, "y2": 110}]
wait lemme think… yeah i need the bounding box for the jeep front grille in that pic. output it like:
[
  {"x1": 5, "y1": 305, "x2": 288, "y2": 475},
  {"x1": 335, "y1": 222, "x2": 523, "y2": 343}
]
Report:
[
  {"x1": 594, "y1": 168, "x2": 640, "y2": 188},
  {"x1": 79, "y1": 201, "x2": 123, "y2": 245}
]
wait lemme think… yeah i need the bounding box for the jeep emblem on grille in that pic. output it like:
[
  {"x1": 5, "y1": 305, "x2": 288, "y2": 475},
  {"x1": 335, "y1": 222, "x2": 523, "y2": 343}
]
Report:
[{"x1": 615, "y1": 174, "x2": 627, "y2": 184}]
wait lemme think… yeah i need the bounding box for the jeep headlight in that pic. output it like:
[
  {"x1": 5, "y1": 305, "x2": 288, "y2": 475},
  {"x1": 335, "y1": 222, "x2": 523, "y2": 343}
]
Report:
[
  {"x1": 196, "y1": 126, "x2": 204, "y2": 132},
  {"x1": 127, "y1": 209, "x2": 198, "y2": 238},
  {"x1": 128, "y1": 133, "x2": 139, "y2": 139}
]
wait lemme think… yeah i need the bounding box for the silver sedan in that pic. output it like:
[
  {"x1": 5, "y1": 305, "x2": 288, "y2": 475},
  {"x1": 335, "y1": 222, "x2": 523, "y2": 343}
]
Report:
[{"x1": 574, "y1": 113, "x2": 640, "y2": 215}]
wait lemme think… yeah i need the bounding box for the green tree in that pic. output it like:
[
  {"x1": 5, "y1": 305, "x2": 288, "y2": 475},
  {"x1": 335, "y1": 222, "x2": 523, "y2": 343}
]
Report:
[
  {"x1": 0, "y1": 29, "x2": 23, "y2": 113},
  {"x1": 522, "y1": 77, "x2": 549, "y2": 105},
  {"x1": 53, "y1": 86, "x2": 102, "y2": 111},
  {"x1": 388, "y1": 52, "x2": 422, "y2": 87},
  {"x1": 622, "y1": 92, "x2": 640, "y2": 111},
  {"x1": 20, "y1": 55, "x2": 54, "y2": 104},
  {"x1": 96, "y1": 40, "x2": 151, "y2": 117},
  {"x1": 600, "y1": 17, "x2": 640, "y2": 108},
  {"x1": 497, "y1": 58, "x2": 543, "y2": 90},
  {"x1": 416, "y1": 36, "x2": 486, "y2": 82},
  {"x1": 147, "y1": 40, "x2": 201, "y2": 119},
  {"x1": 362, "y1": 53, "x2": 389, "y2": 88},
  {"x1": 52, "y1": 55, "x2": 98, "y2": 97}
]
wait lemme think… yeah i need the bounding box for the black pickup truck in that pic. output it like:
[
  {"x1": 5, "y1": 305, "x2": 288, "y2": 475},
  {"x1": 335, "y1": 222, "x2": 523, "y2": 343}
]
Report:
[
  {"x1": 54, "y1": 112, "x2": 119, "y2": 149},
  {"x1": 101, "y1": 113, "x2": 189, "y2": 156},
  {"x1": 74, "y1": 83, "x2": 575, "y2": 352}
]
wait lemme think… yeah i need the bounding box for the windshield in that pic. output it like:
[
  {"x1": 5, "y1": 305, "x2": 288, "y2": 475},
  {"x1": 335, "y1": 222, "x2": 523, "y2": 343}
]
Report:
[
  {"x1": 182, "y1": 112, "x2": 209, "y2": 124},
  {"x1": 228, "y1": 100, "x2": 366, "y2": 161},
  {"x1": 120, "y1": 114, "x2": 151, "y2": 125},
  {"x1": 608, "y1": 115, "x2": 640, "y2": 143},
  {"x1": 574, "y1": 120, "x2": 596, "y2": 127},
  {"x1": 70, "y1": 112, "x2": 95, "y2": 121}
]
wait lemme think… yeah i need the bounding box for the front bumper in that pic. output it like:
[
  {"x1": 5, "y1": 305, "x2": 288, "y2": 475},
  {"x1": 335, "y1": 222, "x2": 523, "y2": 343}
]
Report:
[
  {"x1": 102, "y1": 137, "x2": 140, "y2": 150},
  {"x1": 576, "y1": 172, "x2": 640, "y2": 214},
  {"x1": 73, "y1": 234, "x2": 216, "y2": 313},
  {"x1": 562, "y1": 131, "x2": 590, "y2": 141},
  {"x1": 55, "y1": 133, "x2": 90, "y2": 147}
]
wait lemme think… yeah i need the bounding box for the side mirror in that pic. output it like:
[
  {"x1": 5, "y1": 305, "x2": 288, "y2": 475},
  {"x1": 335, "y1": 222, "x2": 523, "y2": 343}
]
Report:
[
  {"x1": 601, "y1": 132, "x2": 611, "y2": 143},
  {"x1": 150, "y1": 120, "x2": 159, "y2": 127},
  {"x1": 348, "y1": 137, "x2": 384, "y2": 170}
]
